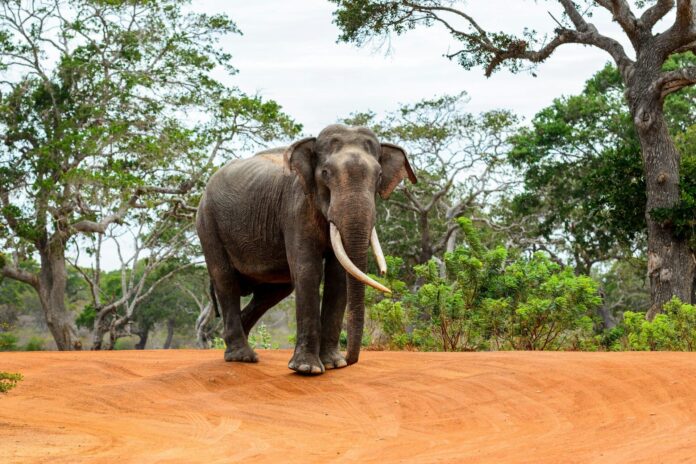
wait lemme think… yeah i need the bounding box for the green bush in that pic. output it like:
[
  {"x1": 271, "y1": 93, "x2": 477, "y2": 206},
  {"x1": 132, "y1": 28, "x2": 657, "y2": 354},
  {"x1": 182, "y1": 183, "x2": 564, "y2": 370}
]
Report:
[
  {"x1": 366, "y1": 218, "x2": 602, "y2": 351},
  {"x1": 0, "y1": 322, "x2": 18, "y2": 351},
  {"x1": 618, "y1": 298, "x2": 696, "y2": 351},
  {"x1": 248, "y1": 323, "x2": 275, "y2": 350},
  {"x1": 0, "y1": 372, "x2": 23, "y2": 393},
  {"x1": 483, "y1": 253, "x2": 601, "y2": 350},
  {"x1": 0, "y1": 332, "x2": 18, "y2": 351},
  {"x1": 24, "y1": 337, "x2": 45, "y2": 351},
  {"x1": 75, "y1": 305, "x2": 97, "y2": 330}
]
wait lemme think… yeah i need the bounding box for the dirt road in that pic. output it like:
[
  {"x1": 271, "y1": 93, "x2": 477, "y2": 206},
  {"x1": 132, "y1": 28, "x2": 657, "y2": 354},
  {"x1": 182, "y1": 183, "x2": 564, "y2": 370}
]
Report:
[{"x1": 1, "y1": 350, "x2": 696, "y2": 463}]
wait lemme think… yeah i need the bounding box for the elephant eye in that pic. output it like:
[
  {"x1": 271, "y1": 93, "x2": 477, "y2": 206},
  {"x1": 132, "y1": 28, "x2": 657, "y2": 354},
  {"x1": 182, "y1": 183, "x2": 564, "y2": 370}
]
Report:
[{"x1": 321, "y1": 168, "x2": 330, "y2": 179}]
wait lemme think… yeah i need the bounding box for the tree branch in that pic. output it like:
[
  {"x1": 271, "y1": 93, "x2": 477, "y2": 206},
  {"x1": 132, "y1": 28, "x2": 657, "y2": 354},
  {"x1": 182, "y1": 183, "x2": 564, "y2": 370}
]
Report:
[
  {"x1": 1, "y1": 264, "x2": 39, "y2": 289},
  {"x1": 595, "y1": 0, "x2": 640, "y2": 49},
  {"x1": 654, "y1": 66, "x2": 696, "y2": 97},
  {"x1": 639, "y1": 0, "x2": 676, "y2": 31},
  {"x1": 660, "y1": 0, "x2": 696, "y2": 52}
]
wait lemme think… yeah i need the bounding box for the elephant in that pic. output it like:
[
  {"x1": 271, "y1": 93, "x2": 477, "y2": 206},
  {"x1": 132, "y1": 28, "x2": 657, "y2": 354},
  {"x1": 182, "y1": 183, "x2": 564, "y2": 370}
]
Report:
[{"x1": 196, "y1": 124, "x2": 416, "y2": 375}]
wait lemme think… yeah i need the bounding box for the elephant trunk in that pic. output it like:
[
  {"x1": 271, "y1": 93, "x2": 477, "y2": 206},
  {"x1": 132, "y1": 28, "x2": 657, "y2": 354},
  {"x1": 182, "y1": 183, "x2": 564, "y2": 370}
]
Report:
[
  {"x1": 329, "y1": 194, "x2": 391, "y2": 365},
  {"x1": 345, "y1": 262, "x2": 366, "y2": 365},
  {"x1": 332, "y1": 221, "x2": 369, "y2": 365}
]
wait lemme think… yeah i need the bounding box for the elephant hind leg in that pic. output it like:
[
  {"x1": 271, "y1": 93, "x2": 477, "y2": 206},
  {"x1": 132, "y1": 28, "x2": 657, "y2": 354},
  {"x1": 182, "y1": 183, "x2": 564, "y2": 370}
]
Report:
[
  {"x1": 241, "y1": 283, "x2": 294, "y2": 336},
  {"x1": 199, "y1": 216, "x2": 256, "y2": 363}
]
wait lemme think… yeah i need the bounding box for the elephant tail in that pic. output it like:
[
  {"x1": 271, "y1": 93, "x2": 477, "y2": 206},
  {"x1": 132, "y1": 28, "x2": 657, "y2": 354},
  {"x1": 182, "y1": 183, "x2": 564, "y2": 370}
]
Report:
[{"x1": 210, "y1": 282, "x2": 220, "y2": 318}]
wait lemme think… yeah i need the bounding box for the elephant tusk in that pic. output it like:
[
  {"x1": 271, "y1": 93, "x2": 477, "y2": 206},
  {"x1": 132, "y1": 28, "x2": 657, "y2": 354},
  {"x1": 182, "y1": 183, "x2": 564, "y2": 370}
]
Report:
[
  {"x1": 370, "y1": 227, "x2": 388, "y2": 276},
  {"x1": 330, "y1": 223, "x2": 392, "y2": 294}
]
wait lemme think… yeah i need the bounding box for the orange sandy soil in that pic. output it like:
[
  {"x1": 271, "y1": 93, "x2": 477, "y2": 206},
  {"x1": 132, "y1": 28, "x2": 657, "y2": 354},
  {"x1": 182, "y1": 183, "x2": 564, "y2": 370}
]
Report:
[{"x1": 1, "y1": 350, "x2": 696, "y2": 463}]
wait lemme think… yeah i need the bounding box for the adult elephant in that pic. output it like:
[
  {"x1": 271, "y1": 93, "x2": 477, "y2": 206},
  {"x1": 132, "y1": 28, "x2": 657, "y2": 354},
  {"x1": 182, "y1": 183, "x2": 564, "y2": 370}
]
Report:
[{"x1": 196, "y1": 124, "x2": 416, "y2": 374}]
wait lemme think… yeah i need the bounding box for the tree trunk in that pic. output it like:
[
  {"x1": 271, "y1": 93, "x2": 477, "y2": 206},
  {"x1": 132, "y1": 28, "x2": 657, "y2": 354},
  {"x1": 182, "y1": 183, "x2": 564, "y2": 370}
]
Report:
[
  {"x1": 135, "y1": 326, "x2": 150, "y2": 350},
  {"x1": 631, "y1": 91, "x2": 695, "y2": 318},
  {"x1": 598, "y1": 304, "x2": 618, "y2": 330},
  {"x1": 37, "y1": 242, "x2": 75, "y2": 350},
  {"x1": 195, "y1": 302, "x2": 214, "y2": 348},
  {"x1": 163, "y1": 318, "x2": 175, "y2": 349},
  {"x1": 418, "y1": 211, "x2": 432, "y2": 263}
]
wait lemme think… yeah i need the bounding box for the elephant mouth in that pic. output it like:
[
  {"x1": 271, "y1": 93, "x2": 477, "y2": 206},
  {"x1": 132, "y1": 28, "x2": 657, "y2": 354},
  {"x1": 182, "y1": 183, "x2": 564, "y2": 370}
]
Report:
[{"x1": 329, "y1": 222, "x2": 391, "y2": 294}]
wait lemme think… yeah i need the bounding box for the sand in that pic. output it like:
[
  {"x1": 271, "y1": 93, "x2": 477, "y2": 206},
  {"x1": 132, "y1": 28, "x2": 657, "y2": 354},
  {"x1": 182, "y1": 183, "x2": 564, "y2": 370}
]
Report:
[{"x1": 1, "y1": 349, "x2": 696, "y2": 463}]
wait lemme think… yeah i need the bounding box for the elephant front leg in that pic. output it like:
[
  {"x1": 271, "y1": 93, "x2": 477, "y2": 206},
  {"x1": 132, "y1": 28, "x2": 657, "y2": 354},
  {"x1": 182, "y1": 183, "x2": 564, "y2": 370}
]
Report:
[
  {"x1": 320, "y1": 253, "x2": 348, "y2": 369},
  {"x1": 288, "y1": 250, "x2": 324, "y2": 375}
]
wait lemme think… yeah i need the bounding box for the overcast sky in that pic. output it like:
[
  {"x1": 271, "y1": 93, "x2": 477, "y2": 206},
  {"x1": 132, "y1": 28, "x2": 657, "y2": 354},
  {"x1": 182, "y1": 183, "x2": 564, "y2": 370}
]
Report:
[{"x1": 191, "y1": 0, "x2": 664, "y2": 135}]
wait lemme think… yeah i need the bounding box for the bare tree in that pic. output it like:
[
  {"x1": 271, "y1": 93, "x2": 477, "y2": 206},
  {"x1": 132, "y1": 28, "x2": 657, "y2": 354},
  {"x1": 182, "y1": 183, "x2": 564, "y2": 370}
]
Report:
[
  {"x1": 69, "y1": 205, "x2": 199, "y2": 349},
  {"x1": 331, "y1": 0, "x2": 696, "y2": 315}
]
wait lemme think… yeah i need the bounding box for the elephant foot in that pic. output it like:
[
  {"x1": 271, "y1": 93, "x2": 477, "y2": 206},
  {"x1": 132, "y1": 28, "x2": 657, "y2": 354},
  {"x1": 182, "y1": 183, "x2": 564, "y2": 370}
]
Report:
[
  {"x1": 224, "y1": 344, "x2": 258, "y2": 363},
  {"x1": 320, "y1": 349, "x2": 348, "y2": 370},
  {"x1": 288, "y1": 350, "x2": 324, "y2": 375}
]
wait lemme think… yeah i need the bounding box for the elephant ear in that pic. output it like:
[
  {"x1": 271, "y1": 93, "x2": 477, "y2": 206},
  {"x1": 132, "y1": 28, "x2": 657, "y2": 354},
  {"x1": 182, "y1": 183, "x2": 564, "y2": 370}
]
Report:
[
  {"x1": 379, "y1": 143, "x2": 417, "y2": 199},
  {"x1": 284, "y1": 136, "x2": 317, "y2": 195}
]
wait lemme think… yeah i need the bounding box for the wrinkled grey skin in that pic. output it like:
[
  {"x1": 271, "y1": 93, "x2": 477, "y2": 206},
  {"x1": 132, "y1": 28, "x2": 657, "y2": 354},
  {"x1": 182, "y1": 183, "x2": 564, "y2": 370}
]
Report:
[{"x1": 196, "y1": 124, "x2": 416, "y2": 375}]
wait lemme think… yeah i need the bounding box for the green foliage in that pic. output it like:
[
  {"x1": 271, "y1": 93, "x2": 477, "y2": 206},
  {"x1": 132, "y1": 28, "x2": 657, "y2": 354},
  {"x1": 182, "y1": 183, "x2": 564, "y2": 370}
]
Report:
[
  {"x1": 508, "y1": 57, "x2": 696, "y2": 272},
  {"x1": 24, "y1": 337, "x2": 45, "y2": 352},
  {"x1": 617, "y1": 298, "x2": 696, "y2": 351},
  {"x1": 0, "y1": 322, "x2": 18, "y2": 351},
  {"x1": 211, "y1": 337, "x2": 226, "y2": 350},
  {"x1": 248, "y1": 323, "x2": 274, "y2": 350},
  {"x1": 485, "y1": 254, "x2": 601, "y2": 350},
  {"x1": 75, "y1": 305, "x2": 97, "y2": 330},
  {"x1": 113, "y1": 338, "x2": 133, "y2": 350},
  {"x1": 0, "y1": 331, "x2": 18, "y2": 351},
  {"x1": 507, "y1": 64, "x2": 646, "y2": 271},
  {"x1": 0, "y1": 372, "x2": 23, "y2": 393},
  {"x1": 366, "y1": 219, "x2": 602, "y2": 351}
]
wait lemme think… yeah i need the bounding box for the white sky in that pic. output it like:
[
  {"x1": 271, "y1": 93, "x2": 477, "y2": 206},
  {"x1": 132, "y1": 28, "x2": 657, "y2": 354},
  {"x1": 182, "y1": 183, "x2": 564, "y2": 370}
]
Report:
[{"x1": 192, "y1": 0, "x2": 668, "y2": 134}]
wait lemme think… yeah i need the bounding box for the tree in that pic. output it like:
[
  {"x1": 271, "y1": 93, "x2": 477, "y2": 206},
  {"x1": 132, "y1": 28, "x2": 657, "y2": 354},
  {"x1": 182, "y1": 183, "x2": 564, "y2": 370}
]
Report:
[
  {"x1": 73, "y1": 220, "x2": 197, "y2": 349},
  {"x1": 507, "y1": 60, "x2": 696, "y2": 322},
  {"x1": 331, "y1": 0, "x2": 696, "y2": 315},
  {"x1": 505, "y1": 64, "x2": 647, "y2": 275},
  {"x1": 130, "y1": 266, "x2": 205, "y2": 350},
  {"x1": 343, "y1": 93, "x2": 517, "y2": 269},
  {"x1": 0, "y1": 0, "x2": 299, "y2": 349},
  {"x1": 508, "y1": 60, "x2": 695, "y2": 271}
]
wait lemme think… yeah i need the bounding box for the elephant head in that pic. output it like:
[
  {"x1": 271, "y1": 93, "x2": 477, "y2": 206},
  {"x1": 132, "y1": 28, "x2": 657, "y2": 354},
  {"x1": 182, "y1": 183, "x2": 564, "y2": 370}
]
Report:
[{"x1": 284, "y1": 124, "x2": 417, "y2": 365}]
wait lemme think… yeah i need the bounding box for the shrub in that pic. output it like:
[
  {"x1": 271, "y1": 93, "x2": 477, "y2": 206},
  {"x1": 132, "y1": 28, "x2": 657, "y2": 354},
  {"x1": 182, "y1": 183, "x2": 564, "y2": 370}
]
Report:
[
  {"x1": 248, "y1": 323, "x2": 274, "y2": 350},
  {"x1": 0, "y1": 322, "x2": 18, "y2": 351},
  {"x1": 366, "y1": 218, "x2": 602, "y2": 351},
  {"x1": 0, "y1": 372, "x2": 23, "y2": 393},
  {"x1": 366, "y1": 256, "x2": 414, "y2": 349},
  {"x1": 483, "y1": 253, "x2": 601, "y2": 350},
  {"x1": 0, "y1": 332, "x2": 18, "y2": 351},
  {"x1": 618, "y1": 298, "x2": 696, "y2": 351},
  {"x1": 24, "y1": 337, "x2": 45, "y2": 351}
]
